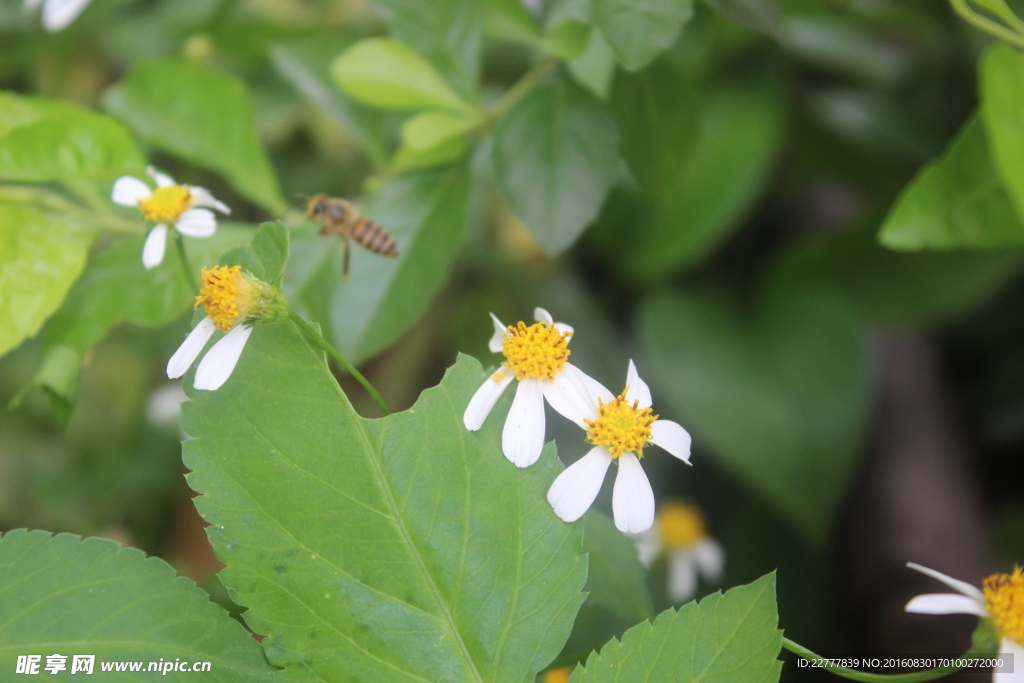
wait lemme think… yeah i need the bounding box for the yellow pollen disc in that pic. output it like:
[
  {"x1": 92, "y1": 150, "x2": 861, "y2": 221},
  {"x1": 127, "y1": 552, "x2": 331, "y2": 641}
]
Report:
[
  {"x1": 500, "y1": 321, "x2": 571, "y2": 381},
  {"x1": 543, "y1": 668, "x2": 573, "y2": 683},
  {"x1": 137, "y1": 185, "x2": 192, "y2": 223},
  {"x1": 195, "y1": 265, "x2": 252, "y2": 332},
  {"x1": 584, "y1": 390, "x2": 657, "y2": 459},
  {"x1": 983, "y1": 567, "x2": 1024, "y2": 645},
  {"x1": 657, "y1": 501, "x2": 707, "y2": 551}
]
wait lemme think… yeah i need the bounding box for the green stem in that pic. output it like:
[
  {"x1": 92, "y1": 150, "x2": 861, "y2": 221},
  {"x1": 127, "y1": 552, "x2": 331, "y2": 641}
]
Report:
[
  {"x1": 487, "y1": 57, "x2": 558, "y2": 124},
  {"x1": 289, "y1": 314, "x2": 390, "y2": 416},
  {"x1": 782, "y1": 639, "x2": 962, "y2": 682},
  {"x1": 949, "y1": 0, "x2": 1024, "y2": 48},
  {"x1": 174, "y1": 231, "x2": 199, "y2": 295}
]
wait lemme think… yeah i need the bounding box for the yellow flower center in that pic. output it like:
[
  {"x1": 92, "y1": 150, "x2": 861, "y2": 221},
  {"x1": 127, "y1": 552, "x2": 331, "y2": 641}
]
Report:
[
  {"x1": 195, "y1": 265, "x2": 253, "y2": 332},
  {"x1": 499, "y1": 321, "x2": 571, "y2": 381},
  {"x1": 984, "y1": 567, "x2": 1024, "y2": 645},
  {"x1": 584, "y1": 390, "x2": 657, "y2": 459},
  {"x1": 138, "y1": 185, "x2": 192, "y2": 223},
  {"x1": 657, "y1": 501, "x2": 707, "y2": 551},
  {"x1": 543, "y1": 668, "x2": 573, "y2": 683}
]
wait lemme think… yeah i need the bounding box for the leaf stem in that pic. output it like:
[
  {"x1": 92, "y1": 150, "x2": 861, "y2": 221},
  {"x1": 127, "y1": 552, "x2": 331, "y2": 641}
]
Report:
[
  {"x1": 949, "y1": 0, "x2": 1024, "y2": 49},
  {"x1": 174, "y1": 231, "x2": 200, "y2": 296},
  {"x1": 288, "y1": 313, "x2": 390, "y2": 416},
  {"x1": 488, "y1": 57, "x2": 558, "y2": 124},
  {"x1": 782, "y1": 638, "x2": 962, "y2": 682}
]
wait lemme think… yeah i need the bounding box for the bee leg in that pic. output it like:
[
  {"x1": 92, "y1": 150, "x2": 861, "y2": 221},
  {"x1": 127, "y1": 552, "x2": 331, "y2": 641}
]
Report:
[{"x1": 342, "y1": 237, "x2": 351, "y2": 285}]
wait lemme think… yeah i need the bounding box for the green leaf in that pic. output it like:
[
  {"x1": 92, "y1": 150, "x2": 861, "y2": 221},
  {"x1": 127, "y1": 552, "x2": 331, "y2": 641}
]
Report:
[
  {"x1": 0, "y1": 529, "x2": 275, "y2": 679},
  {"x1": 287, "y1": 164, "x2": 471, "y2": 364},
  {"x1": 391, "y1": 135, "x2": 468, "y2": 173},
  {"x1": 611, "y1": 62, "x2": 701, "y2": 196},
  {"x1": 221, "y1": 222, "x2": 289, "y2": 284},
  {"x1": 182, "y1": 349, "x2": 587, "y2": 681},
  {"x1": 0, "y1": 205, "x2": 92, "y2": 358},
  {"x1": 493, "y1": 80, "x2": 619, "y2": 257},
  {"x1": 486, "y1": 0, "x2": 543, "y2": 44},
  {"x1": 0, "y1": 94, "x2": 145, "y2": 182},
  {"x1": 879, "y1": 114, "x2": 1024, "y2": 250},
  {"x1": 702, "y1": 0, "x2": 779, "y2": 35},
  {"x1": 568, "y1": 29, "x2": 617, "y2": 100},
  {"x1": 401, "y1": 109, "x2": 486, "y2": 151},
  {"x1": 594, "y1": 0, "x2": 694, "y2": 71},
  {"x1": 621, "y1": 87, "x2": 784, "y2": 277},
  {"x1": 102, "y1": 59, "x2": 287, "y2": 215},
  {"x1": 571, "y1": 573, "x2": 783, "y2": 682},
  {"x1": 331, "y1": 38, "x2": 475, "y2": 113},
  {"x1": 637, "y1": 286, "x2": 874, "y2": 544},
  {"x1": 983, "y1": 44, "x2": 1024, "y2": 228}
]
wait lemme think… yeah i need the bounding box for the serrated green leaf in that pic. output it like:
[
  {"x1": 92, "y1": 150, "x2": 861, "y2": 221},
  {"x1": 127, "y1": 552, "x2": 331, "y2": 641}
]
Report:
[
  {"x1": 0, "y1": 529, "x2": 275, "y2": 680},
  {"x1": 331, "y1": 38, "x2": 475, "y2": 113},
  {"x1": 572, "y1": 573, "x2": 783, "y2": 682},
  {"x1": 637, "y1": 287, "x2": 874, "y2": 544},
  {"x1": 287, "y1": 163, "x2": 471, "y2": 364},
  {"x1": 182, "y1": 347, "x2": 587, "y2": 681},
  {"x1": 982, "y1": 44, "x2": 1024, "y2": 229},
  {"x1": 594, "y1": 0, "x2": 693, "y2": 71},
  {"x1": 0, "y1": 204, "x2": 92, "y2": 358},
  {"x1": 493, "y1": 79, "x2": 619, "y2": 257},
  {"x1": 880, "y1": 114, "x2": 1024, "y2": 250},
  {"x1": 102, "y1": 59, "x2": 287, "y2": 215}
]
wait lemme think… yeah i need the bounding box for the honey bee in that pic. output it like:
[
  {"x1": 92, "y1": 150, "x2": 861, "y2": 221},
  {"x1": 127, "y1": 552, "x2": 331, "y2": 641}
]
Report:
[{"x1": 305, "y1": 195, "x2": 399, "y2": 282}]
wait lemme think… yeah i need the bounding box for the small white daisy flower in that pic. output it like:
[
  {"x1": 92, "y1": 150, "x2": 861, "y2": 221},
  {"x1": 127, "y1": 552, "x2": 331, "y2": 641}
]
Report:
[
  {"x1": 634, "y1": 500, "x2": 723, "y2": 603},
  {"x1": 112, "y1": 166, "x2": 230, "y2": 270},
  {"x1": 22, "y1": 0, "x2": 92, "y2": 32},
  {"x1": 905, "y1": 563, "x2": 1024, "y2": 682},
  {"x1": 546, "y1": 360, "x2": 692, "y2": 534},
  {"x1": 464, "y1": 307, "x2": 602, "y2": 468},
  {"x1": 167, "y1": 265, "x2": 286, "y2": 391}
]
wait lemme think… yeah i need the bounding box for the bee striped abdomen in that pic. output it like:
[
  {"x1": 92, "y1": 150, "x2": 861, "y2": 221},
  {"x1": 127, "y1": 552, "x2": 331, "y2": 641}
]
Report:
[{"x1": 351, "y1": 216, "x2": 398, "y2": 257}]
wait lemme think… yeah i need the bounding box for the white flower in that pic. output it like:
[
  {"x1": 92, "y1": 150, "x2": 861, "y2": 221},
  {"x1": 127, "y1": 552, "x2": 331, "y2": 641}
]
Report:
[
  {"x1": 23, "y1": 0, "x2": 92, "y2": 32},
  {"x1": 112, "y1": 166, "x2": 230, "y2": 270},
  {"x1": 463, "y1": 307, "x2": 602, "y2": 468},
  {"x1": 634, "y1": 500, "x2": 723, "y2": 603},
  {"x1": 905, "y1": 563, "x2": 1024, "y2": 682},
  {"x1": 546, "y1": 361, "x2": 692, "y2": 534}
]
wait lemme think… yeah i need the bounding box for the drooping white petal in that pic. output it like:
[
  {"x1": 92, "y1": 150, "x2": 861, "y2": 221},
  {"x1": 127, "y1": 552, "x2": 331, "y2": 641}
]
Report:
[
  {"x1": 994, "y1": 637, "x2": 1024, "y2": 682},
  {"x1": 112, "y1": 176, "x2": 151, "y2": 206},
  {"x1": 650, "y1": 420, "x2": 692, "y2": 464},
  {"x1": 488, "y1": 313, "x2": 506, "y2": 353},
  {"x1": 906, "y1": 563, "x2": 985, "y2": 602},
  {"x1": 625, "y1": 359, "x2": 652, "y2": 408},
  {"x1": 668, "y1": 550, "x2": 699, "y2": 603},
  {"x1": 547, "y1": 446, "x2": 613, "y2": 523},
  {"x1": 544, "y1": 362, "x2": 601, "y2": 429},
  {"x1": 194, "y1": 324, "x2": 254, "y2": 390},
  {"x1": 463, "y1": 369, "x2": 514, "y2": 431},
  {"x1": 692, "y1": 538, "x2": 725, "y2": 583},
  {"x1": 146, "y1": 165, "x2": 176, "y2": 188},
  {"x1": 142, "y1": 224, "x2": 168, "y2": 269},
  {"x1": 633, "y1": 529, "x2": 662, "y2": 567},
  {"x1": 905, "y1": 593, "x2": 987, "y2": 616},
  {"x1": 555, "y1": 322, "x2": 574, "y2": 337},
  {"x1": 534, "y1": 307, "x2": 553, "y2": 325},
  {"x1": 502, "y1": 378, "x2": 546, "y2": 467},
  {"x1": 189, "y1": 185, "x2": 231, "y2": 214},
  {"x1": 174, "y1": 208, "x2": 216, "y2": 237},
  {"x1": 166, "y1": 317, "x2": 217, "y2": 379},
  {"x1": 40, "y1": 0, "x2": 92, "y2": 31},
  {"x1": 612, "y1": 453, "x2": 655, "y2": 534}
]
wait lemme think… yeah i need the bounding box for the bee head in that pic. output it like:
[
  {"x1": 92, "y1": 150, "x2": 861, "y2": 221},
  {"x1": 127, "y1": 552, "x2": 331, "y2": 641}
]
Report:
[{"x1": 305, "y1": 194, "x2": 329, "y2": 219}]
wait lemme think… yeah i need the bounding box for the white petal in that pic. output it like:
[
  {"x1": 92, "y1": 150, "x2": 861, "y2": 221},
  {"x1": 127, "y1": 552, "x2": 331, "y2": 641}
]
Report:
[
  {"x1": 463, "y1": 369, "x2": 514, "y2": 431},
  {"x1": 112, "y1": 176, "x2": 151, "y2": 206},
  {"x1": 555, "y1": 322, "x2": 574, "y2": 337},
  {"x1": 142, "y1": 224, "x2": 168, "y2": 270},
  {"x1": 544, "y1": 362, "x2": 601, "y2": 429},
  {"x1": 166, "y1": 317, "x2": 217, "y2": 379},
  {"x1": 994, "y1": 638, "x2": 1024, "y2": 683},
  {"x1": 534, "y1": 307, "x2": 553, "y2": 325},
  {"x1": 41, "y1": 0, "x2": 92, "y2": 31},
  {"x1": 174, "y1": 208, "x2": 216, "y2": 237},
  {"x1": 633, "y1": 529, "x2": 662, "y2": 567},
  {"x1": 692, "y1": 538, "x2": 724, "y2": 582},
  {"x1": 146, "y1": 165, "x2": 176, "y2": 188},
  {"x1": 189, "y1": 185, "x2": 231, "y2": 214},
  {"x1": 625, "y1": 359, "x2": 652, "y2": 408},
  {"x1": 547, "y1": 446, "x2": 613, "y2": 523},
  {"x1": 905, "y1": 593, "x2": 987, "y2": 616},
  {"x1": 650, "y1": 420, "x2": 692, "y2": 464},
  {"x1": 502, "y1": 378, "x2": 546, "y2": 467},
  {"x1": 906, "y1": 563, "x2": 985, "y2": 602},
  {"x1": 488, "y1": 313, "x2": 506, "y2": 353},
  {"x1": 612, "y1": 453, "x2": 655, "y2": 534},
  {"x1": 668, "y1": 550, "x2": 698, "y2": 603},
  {"x1": 194, "y1": 324, "x2": 253, "y2": 391}
]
